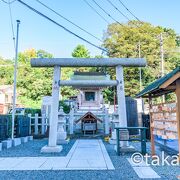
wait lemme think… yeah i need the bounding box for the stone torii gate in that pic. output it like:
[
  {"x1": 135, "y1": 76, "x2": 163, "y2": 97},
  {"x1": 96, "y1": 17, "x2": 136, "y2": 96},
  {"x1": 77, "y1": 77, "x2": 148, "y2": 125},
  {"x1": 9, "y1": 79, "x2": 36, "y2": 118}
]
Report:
[{"x1": 31, "y1": 58, "x2": 146, "y2": 152}]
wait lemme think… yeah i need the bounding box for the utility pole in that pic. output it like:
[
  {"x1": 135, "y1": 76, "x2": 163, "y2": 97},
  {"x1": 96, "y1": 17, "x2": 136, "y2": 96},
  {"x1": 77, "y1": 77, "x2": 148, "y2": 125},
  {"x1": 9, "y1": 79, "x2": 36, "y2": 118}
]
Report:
[
  {"x1": 12, "y1": 20, "x2": 20, "y2": 139},
  {"x1": 160, "y1": 33, "x2": 164, "y2": 77},
  {"x1": 138, "y1": 41, "x2": 142, "y2": 91},
  {"x1": 160, "y1": 33, "x2": 165, "y2": 102}
]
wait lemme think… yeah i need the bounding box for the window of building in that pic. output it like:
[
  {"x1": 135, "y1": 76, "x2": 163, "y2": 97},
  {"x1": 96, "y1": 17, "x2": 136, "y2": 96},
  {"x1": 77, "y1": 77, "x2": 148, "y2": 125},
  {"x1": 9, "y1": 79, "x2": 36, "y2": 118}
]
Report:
[{"x1": 85, "y1": 92, "x2": 95, "y2": 101}]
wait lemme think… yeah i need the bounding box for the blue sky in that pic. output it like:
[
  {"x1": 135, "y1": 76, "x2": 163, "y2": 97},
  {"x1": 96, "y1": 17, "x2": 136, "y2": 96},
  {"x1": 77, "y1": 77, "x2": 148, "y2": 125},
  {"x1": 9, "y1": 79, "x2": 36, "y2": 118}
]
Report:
[{"x1": 0, "y1": 0, "x2": 180, "y2": 59}]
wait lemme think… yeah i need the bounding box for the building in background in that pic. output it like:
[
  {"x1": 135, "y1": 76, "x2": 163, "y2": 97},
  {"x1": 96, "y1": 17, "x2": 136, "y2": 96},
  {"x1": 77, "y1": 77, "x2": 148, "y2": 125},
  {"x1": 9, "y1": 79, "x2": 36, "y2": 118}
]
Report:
[
  {"x1": 0, "y1": 85, "x2": 14, "y2": 114},
  {"x1": 0, "y1": 85, "x2": 21, "y2": 114}
]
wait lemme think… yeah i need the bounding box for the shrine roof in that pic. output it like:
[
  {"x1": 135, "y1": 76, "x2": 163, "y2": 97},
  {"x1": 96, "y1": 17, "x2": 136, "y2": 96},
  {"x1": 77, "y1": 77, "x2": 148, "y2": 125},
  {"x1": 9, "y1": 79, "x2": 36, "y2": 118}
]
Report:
[
  {"x1": 136, "y1": 66, "x2": 180, "y2": 98},
  {"x1": 75, "y1": 112, "x2": 102, "y2": 123},
  {"x1": 71, "y1": 71, "x2": 110, "y2": 80}
]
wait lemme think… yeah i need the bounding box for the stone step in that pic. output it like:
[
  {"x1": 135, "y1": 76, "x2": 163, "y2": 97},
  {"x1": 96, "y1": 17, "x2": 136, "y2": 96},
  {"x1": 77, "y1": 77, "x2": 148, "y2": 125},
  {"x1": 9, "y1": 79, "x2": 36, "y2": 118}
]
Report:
[
  {"x1": 21, "y1": 136, "x2": 28, "y2": 143},
  {"x1": 2, "y1": 139, "x2": 12, "y2": 149},
  {"x1": 12, "y1": 138, "x2": 21, "y2": 146}
]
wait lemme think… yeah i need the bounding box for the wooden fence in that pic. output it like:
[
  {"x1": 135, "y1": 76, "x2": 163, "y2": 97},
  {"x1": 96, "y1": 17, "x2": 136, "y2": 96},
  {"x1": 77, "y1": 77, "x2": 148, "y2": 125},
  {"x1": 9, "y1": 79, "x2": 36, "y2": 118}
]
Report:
[{"x1": 28, "y1": 113, "x2": 49, "y2": 136}]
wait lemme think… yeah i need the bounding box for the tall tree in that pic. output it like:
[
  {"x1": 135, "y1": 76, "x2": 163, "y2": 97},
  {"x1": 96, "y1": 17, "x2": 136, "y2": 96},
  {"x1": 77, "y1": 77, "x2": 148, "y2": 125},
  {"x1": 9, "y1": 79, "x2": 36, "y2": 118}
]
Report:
[
  {"x1": 103, "y1": 21, "x2": 179, "y2": 98},
  {"x1": 72, "y1": 44, "x2": 90, "y2": 58},
  {"x1": 61, "y1": 44, "x2": 91, "y2": 100},
  {"x1": 17, "y1": 49, "x2": 53, "y2": 107}
]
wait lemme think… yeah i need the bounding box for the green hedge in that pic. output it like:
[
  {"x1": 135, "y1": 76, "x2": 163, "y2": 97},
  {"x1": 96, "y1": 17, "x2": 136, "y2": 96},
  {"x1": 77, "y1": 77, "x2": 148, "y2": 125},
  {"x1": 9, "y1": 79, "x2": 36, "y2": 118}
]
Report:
[
  {"x1": 59, "y1": 101, "x2": 70, "y2": 114},
  {"x1": 24, "y1": 108, "x2": 41, "y2": 116}
]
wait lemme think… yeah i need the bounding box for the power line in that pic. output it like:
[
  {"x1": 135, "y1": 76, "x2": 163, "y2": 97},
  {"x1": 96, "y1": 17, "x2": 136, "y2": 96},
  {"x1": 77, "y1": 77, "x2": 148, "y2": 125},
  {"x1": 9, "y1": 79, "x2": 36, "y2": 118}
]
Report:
[
  {"x1": 1, "y1": 0, "x2": 16, "y2": 4},
  {"x1": 106, "y1": 0, "x2": 130, "y2": 22},
  {"x1": 82, "y1": 0, "x2": 109, "y2": 24},
  {"x1": 16, "y1": 0, "x2": 107, "y2": 53},
  {"x1": 118, "y1": 0, "x2": 142, "y2": 23},
  {"x1": 106, "y1": 0, "x2": 141, "y2": 28},
  {"x1": 8, "y1": 0, "x2": 16, "y2": 50},
  {"x1": 35, "y1": 0, "x2": 103, "y2": 43},
  {"x1": 91, "y1": 0, "x2": 124, "y2": 26}
]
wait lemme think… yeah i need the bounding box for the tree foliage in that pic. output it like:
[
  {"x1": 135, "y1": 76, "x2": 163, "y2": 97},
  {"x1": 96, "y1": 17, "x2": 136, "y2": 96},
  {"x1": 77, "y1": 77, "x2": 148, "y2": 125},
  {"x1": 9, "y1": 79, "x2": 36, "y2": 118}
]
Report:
[
  {"x1": 72, "y1": 44, "x2": 90, "y2": 58},
  {"x1": 0, "y1": 21, "x2": 179, "y2": 108},
  {"x1": 61, "y1": 44, "x2": 91, "y2": 100},
  {"x1": 103, "y1": 21, "x2": 180, "y2": 99}
]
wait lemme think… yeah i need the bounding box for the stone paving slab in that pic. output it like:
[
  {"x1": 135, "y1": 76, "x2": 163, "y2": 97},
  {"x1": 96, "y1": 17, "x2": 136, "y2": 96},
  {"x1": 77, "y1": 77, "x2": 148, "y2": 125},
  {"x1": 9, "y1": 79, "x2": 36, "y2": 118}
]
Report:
[
  {"x1": 127, "y1": 158, "x2": 161, "y2": 179},
  {"x1": 133, "y1": 167, "x2": 161, "y2": 179},
  {"x1": 0, "y1": 139, "x2": 115, "y2": 171}
]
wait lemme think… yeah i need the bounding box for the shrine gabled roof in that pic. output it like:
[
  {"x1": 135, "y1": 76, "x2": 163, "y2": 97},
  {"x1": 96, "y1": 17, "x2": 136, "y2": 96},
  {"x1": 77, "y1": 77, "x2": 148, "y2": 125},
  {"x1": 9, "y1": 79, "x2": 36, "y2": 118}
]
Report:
[
  {"x1": 71, "y1": 71, "x2": 110, "y2": 81},
  {"x1": 75, "y1": 112, "x2": 102, "y2": 123},
  {"x1": 136, "y1": 66, "x2": 180, "y2": 98}
]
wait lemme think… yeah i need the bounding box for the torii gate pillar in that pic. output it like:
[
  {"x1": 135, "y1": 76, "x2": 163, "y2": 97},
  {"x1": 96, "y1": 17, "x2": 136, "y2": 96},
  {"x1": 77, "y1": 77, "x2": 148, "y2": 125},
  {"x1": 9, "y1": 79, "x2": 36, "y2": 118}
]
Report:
[
  {"x1": 116, "y1": 65, "x2": 127, "y2": 127},
  {"x1": 41, "y1": 66, "x2": 62, "y2": 153},
  {"x1": 115, "y1": 65, "x2": 129, "y2": 147}
]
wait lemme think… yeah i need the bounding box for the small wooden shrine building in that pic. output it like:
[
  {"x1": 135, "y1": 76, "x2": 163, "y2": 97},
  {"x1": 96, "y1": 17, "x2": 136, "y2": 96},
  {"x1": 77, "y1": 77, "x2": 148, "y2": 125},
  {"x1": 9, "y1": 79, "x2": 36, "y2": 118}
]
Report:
[{"x1": 75, "y1": 112, "x2": 102, "y2": 134}]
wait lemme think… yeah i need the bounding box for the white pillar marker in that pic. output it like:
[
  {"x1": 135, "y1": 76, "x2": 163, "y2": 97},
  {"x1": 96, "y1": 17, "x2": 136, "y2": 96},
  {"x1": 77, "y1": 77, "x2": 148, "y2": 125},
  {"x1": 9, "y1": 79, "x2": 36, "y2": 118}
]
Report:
[
  {"x1": 116, "y1": 65, "x2": 130, "y2": 148},
  {"x1": 49, "y1": 66, "x2": 61, "y2": 146},
  {"x1": 41, "y1": 66, "x2": 62, "y2": 153},
  {"x1": 116, "y1": 65, "x2": 127, "y2": 127},
  {"x1": 69, "y1": 108, "x2": 74, "y2": 135}
]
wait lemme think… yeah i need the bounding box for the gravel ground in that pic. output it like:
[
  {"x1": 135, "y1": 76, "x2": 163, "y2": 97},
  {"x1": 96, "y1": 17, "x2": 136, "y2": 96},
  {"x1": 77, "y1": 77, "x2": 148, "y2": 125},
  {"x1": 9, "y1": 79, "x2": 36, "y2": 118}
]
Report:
[
  {"x1": 0, "y1": 139, "x2": 179, "y2": 180},
  {"x1": 0, "y1": 139, "x2": 75, "y2": 157}
]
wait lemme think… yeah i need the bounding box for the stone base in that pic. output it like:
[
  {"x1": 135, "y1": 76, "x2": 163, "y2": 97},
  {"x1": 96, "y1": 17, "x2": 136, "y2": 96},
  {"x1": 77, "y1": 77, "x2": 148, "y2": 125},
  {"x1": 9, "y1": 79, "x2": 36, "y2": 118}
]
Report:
[
  {"x1": 0, "y1": 143, "x2": 2, "y2": 151},
  {"x1": 57, "y1": 138, "x2": 70, "y2": 145},
  {"x1": 12, "y1": 138, "x2": 21, "y2": 146},
  {"x1": 114, "y1": 145, "x2": 136, "y2": 153},
  {"x1": 111, "y1": 130, "x2": 116, "y2": 139},
  {"x1": 27, "y1": 136, "x2": 33, "y2": 141},
  {"x1": 57, "y1": 131, "x2": 67, "y2": 145},
  {"x1": 2, "y1": 139, "x2": 12, "y2": 149},
  {"x1": 41, "y1": 145, "x2": 63, "y2": 153},
  {"x1": 21, "y1": 137, "x2": 28, "y2": 143},
  {"x1": 109, "y1": 139, "x2": 117, "y2": 145}
]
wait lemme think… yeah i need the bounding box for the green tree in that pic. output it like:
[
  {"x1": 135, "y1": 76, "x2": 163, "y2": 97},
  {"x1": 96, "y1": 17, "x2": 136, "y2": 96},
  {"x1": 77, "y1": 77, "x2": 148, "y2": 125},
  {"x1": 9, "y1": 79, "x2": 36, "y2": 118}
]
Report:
[
  {"x1": 103, "y1": 21, "x2": 179, "y2": 99},
  {"x1": 17, "y1": 49, "x2": 53, "y2": 108},
  {"x1": 0, "y1": 57, "x2": 14, "y2": 85},
  {"x1": 72, "y1": 44, "x2": 90, "y2": 58},
  {"x1": 61, "y1": 44, "x2": 92, "y2": 100}
]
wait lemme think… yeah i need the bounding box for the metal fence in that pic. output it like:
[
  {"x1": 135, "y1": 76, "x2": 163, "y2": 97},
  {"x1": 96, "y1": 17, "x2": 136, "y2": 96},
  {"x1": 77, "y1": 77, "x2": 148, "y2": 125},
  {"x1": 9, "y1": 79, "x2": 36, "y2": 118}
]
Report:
[
  {"x1": 0, "y1": 115, "x2": 30, "y2": 141},
  {"x1": 0, "y1": 115, "x2": 11, "y2": 141}
]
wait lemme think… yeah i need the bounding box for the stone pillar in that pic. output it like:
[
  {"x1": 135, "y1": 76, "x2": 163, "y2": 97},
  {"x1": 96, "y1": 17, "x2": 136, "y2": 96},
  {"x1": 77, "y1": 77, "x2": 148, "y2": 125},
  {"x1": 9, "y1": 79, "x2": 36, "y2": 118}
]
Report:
[
  {"x1": 115, "y1": 65, "x2": 133, "y2": 150},
  {"x1": 28, "y1": 114, "x2": 31, "y2": 135},
  {"x1": 41, "y1": 113, "x2": 45, "y2": 135},
  {"x1": 104, "y1": 108, "x2": 109, "y2": 135},
  {"x1": 49, "y1": 66, "x2": 61, "y2": 147},
  {"x1": 35, "y1": 113, "x2": 38, "y2": 135},
  {"x1": 116, "y1": 65, "x2": 127, "y2": 127},
  {"x1": 41, "y1": 66, "x2": 62, "y2": 153},
  {"x1": 69, "y1": 108, "x2": 74, "y2": 135}
]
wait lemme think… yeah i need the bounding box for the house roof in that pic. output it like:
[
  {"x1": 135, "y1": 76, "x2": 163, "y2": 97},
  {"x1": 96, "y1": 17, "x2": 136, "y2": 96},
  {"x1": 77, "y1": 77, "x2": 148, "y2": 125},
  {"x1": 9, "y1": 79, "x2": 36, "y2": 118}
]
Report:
[
  {"x1": 71, "y1": 71, "x2": 110, "y2": 81},
  {"x1": 75, "y1": 112, "x2": 102, "y2": 123},
  {"x1": 136, "y1": 66, "x2": 180, "y2": 98}
]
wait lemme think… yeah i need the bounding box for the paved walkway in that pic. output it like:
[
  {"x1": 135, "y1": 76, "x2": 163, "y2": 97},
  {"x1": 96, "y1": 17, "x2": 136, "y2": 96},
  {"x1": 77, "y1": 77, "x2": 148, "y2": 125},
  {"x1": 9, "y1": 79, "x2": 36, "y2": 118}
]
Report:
[
  {"x1": 127, "y1": 158, "x2": 161, "y2": 179},
  {"x1": 0, "y1": 139, "x2": 114, "y2": 170}
]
